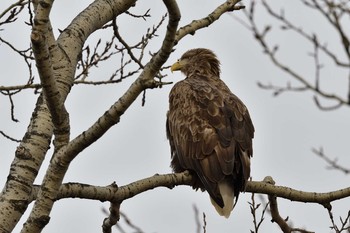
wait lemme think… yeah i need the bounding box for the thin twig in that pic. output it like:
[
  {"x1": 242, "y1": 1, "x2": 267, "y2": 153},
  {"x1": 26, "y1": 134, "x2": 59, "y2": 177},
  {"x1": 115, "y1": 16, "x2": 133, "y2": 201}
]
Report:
[
  {"x1": 249, "y1": 193, "x2": 268, "y2": 233},
  {"x1": 193, "y1": 204, "x2": 201, "y2": 233},
  {"x1": 0, "y1": 130, "x2": 21, "y2": 142},
  {"x1": 238, "y1": 0, "x2": 350, "y2": 110},
  {"x1": 312, "y1": 147, "x2": 350, "y2": 174}
]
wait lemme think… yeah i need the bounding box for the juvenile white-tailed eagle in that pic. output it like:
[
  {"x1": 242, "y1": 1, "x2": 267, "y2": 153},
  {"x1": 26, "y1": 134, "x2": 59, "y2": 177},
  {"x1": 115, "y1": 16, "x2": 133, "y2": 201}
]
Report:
[{"x1": 166, "y1": 48, "x2": 254, "y2": 218}]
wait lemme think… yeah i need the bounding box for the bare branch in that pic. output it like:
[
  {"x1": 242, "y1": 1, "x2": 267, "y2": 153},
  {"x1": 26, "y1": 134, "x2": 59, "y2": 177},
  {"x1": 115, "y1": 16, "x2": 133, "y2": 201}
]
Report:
[
  {"x1": 257, "y1": 81, "x2": 308, "y2": 97},
  {"x1": 30, "y1": 0, "x2": 70, "y2": 153},
  {"x1": 263, "y1": 0, "x2": 350, "y2": 68},
  {"x1": 193, "y1": 204, "x2": 201, "y2": 233},
  {"x1": 27, "y1": 173, "x2": 350, "y2": 232},
  {"x1": 306, "y1": 0, "x2": 350, "y2": 60},
  {"x1": 31, "y1": 30, "x2": 63, "y2": 124},
  {"x1": 120, "y1": 212, "x2": 145, "y2": 233},
  {"x1": 249, "y1": 193, "x2": 268, "y2": 233},
  {"x1": 22, "y1": 1, "x2": 180, "y2": 232},
  {"x1": 313, "y1": 95, "x2": 344, "y2": 110},
  {"x1": 102, "y1": 200, "x2": 121, "y2": 233},
  {"x1": 327, "y1": 208, "x2": 350, "y2": 233},
  {"x1": 0, "y1": 36, "x2": 35, "y2": 99},
  {"x1": 312, "y1": 147, "x2": 350, "y2": 174},
  {"x1": 246, "y1": 178, "x2": 345, "y2": 207},
  {"x1": 175, "y1": 0, "x2": 244, "y2": 44},
  {"x1": 0, "y1": 0, "x2": 28, "y2": 26},
  {"x1": 75, "y1": 36, "x2": 119, "y2": 81},
  {"x1": 0, "y1": 90, "x2": 21, "y2": 122},
  {"x1": 26, "y1": 173, "x2": 350, "y2": 210},
  {"x1": 0, "y1": 93, "x2": 54, "y2": 233},
  {"x1": 29, "y1": 172, "x2": 193, "y2": 203},
  {"x1": 0, "y1": 130, "x2": 21, "y2": 142},
  {"x1": 268, "y1": 194, "x2": 292, "y2": 232},
  {"x1": 112, "y1": 20, "x2": 144, "y2": 69},
  {"x1": 203, "y1": 212, "x2": 207, "y2": 233},
  {"x1": 0, "y1": 37, "x2": 34, "y2": 61},
  {"x1": 125, "y1": 8, "x2": 151, "y2": 20},
  {"x1": 238, "y1": 0, "x2": 350, "y2": 110},
  {"x1": 262, "y1": 177, "x2": 314, "y2": 233}
]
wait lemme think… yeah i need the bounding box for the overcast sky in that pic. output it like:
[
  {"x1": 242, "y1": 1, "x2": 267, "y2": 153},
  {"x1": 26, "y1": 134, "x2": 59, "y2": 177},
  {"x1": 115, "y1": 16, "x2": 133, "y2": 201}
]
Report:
[{"x1": 1, "y1": 1, "x2": 350, "y2": 233}]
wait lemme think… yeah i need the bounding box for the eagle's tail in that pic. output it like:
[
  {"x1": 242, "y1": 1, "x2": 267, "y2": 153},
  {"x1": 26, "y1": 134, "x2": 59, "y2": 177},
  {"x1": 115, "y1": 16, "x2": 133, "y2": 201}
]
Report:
[{"x1": 210, "y1": 182, "x2": 235, "y2": 218}]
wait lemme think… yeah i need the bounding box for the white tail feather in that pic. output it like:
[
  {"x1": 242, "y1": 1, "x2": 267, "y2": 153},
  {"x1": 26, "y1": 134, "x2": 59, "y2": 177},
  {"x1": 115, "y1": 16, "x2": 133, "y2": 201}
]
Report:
[{"x1": 210, "y1": 182, "x2": 235, "y2": 218}]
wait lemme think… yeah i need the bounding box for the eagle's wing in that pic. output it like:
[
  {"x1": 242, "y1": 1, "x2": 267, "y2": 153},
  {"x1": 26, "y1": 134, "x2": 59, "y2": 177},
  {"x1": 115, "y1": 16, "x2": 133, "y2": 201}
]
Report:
[{"x1": 166, "y1": 74, "x2": 254, "y2": 208}]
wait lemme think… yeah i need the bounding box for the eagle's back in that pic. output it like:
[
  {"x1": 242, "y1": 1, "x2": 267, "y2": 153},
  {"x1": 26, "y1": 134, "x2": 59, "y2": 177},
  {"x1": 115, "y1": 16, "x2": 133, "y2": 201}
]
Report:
[{"x1": 166, "y1": 74, "x2": 254, "y2": 210}]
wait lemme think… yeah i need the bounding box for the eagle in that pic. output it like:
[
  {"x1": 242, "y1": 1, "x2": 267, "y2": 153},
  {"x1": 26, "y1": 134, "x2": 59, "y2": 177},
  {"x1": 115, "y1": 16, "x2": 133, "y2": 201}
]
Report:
[{"x1": 166, "y1": 48, "x2": 254, "y2": 218}]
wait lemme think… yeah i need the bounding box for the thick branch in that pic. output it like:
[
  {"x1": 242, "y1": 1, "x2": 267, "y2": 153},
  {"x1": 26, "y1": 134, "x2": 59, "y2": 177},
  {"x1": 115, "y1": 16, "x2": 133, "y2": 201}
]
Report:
[
  {"x1": 262, "y1": 177, "x2": 315, "y2": 233},
  {"x1": 246, "y1": 179, "x2": 347, "y2": 208},
  {"x1": 31, "y1": 29, "x2": 64, "y2": 130},
  {"x1": 30, "y1": 0, "x2": 71, "y2": 152},
  {"x1": 22, "y1": 1, "x2": 180, "y2": 232},
  {"x1": 26, "y1": 172, "x2": 193, "y2": 203},
  {"x1": 268, "y1": 194, "x2": 292, "y2": 233},
  {"x1": 0, "y1": 94, "x2": 53, "y2": 233},
  {"x1": 26, "y1": 174, "x2": 350, "y2": 208},
  {"x1": 31, "y1": 0, "x2": 72, "y2": 151}
]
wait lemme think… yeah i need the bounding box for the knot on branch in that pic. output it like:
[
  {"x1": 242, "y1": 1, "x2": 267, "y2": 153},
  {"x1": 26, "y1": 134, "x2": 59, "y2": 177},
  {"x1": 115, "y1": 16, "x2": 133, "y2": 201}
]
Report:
[
  {"x1": 262, "y1": 176, "x2": 275, "y2": 185},
  {"x1": 15, "y1": 146, "x2": 32, "y2": 159},
  {"x1": 231, "y1": 5, "x2": 245, "y2": 11},
  {"x1": 108, "y1": 181, "x2": 118, "y2": 189},
  {"x1": 31, "y1": 30, "x2": 45, "y2": 45}
]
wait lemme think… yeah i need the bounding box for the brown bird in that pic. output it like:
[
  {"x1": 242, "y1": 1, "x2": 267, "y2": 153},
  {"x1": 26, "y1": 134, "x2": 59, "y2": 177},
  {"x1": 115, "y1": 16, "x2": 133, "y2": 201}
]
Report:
[{"x1": 166, "y1": 48, "x2": 254, "y2": 218}]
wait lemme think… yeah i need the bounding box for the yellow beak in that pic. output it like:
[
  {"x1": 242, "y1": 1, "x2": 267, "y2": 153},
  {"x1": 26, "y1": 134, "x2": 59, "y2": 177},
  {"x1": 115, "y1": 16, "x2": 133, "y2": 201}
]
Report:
[{"x1": 170, "y1": 61, "x2": 182, "y2": 72}]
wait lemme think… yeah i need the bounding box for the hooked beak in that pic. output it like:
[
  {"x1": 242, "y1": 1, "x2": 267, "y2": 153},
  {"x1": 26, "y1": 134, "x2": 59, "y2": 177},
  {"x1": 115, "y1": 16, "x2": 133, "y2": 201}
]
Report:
[{"x1": 170, "y1": 60, "x2": 182, "y2": 72}]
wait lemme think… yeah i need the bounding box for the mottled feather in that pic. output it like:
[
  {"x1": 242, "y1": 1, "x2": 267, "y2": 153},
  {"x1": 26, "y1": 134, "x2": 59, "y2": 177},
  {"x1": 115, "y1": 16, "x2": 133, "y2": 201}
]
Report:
[{"x1": 166, "y1": 48, "x2": 254, "y2": 217}]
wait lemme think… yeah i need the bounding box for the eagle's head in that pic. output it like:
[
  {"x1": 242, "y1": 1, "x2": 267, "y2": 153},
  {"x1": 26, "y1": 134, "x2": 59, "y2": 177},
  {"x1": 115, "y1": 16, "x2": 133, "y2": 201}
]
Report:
[{"x1": 171, "y1": 48, "x2": 221, "y2": 77}]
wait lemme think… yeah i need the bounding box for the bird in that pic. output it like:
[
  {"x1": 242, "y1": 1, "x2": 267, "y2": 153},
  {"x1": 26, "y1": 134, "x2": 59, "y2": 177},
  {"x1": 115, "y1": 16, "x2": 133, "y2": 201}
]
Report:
[{"x1": 166, "y1": 48, "x2": 254, "y2": 218}]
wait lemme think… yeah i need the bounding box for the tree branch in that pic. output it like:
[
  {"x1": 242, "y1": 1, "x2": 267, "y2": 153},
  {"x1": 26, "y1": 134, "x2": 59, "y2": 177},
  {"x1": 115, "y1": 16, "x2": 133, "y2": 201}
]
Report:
[
  {"x1": 27, "y1": 172, "x2": 193, "y2": 203},
  {"x1": 0, "y1": 0, "x2": 250, "y2": 232},
  {"x1": 312, "y1": 147, "x2": 350, "y2": 174},
  {"x1": 0, "y1": 0, "x2": 28, "y2": 26},
  {"x1": 21, "y1": 1, "x2": 180, "y2": 232},
  {"x1": 25, "y1": 173, "x2": 350, "y2": 232},
  {"x1": 26, "y1": 173, "x2": 350, "y2": 210},
  {"x1": 246, "y1": 178, "x2": 345, "y2": 208},
  {"x1": 249, "y1": 192, "x2": 268, "y2": 233},
  {"x1": 102, "y1": 201, "x2": 121, "y2": 233},
  {"x1": 327, "y1": 208, "x2": 350, "y2": 232},
  {"x1": 268, "y1": 194, "x2": 292, "y2": 232},
  {"x1": 30, "y1": 0, "x2": 71, "y2": 151},
  {"x1": 175, "y1": 0, "x2": 244, "y2": 45},
  {"x1": 141, "y1": 0, "x2": 180, "y2": 83},
  {"x1": 239, "y1": 0, "x2": 350, "y2": 110},
  {"x1": 307, "y1": 0, "x2": 350, "y2": 60},
  {"x1": 31, "y1": 21, "x2": 65, "y2": 133},
  {"x1": 0, "y1": 94, "x2": 54, "y2": 233},
  {"x1": 263, "y1": 0, "x2": 350, "y2": 68}
]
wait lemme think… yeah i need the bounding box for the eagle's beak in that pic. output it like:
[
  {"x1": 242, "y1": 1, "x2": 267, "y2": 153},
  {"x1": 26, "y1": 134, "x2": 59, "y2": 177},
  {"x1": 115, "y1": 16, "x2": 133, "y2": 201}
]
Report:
[{"x1": 170, "y1": 60, "x2": 182, "y2": 72}]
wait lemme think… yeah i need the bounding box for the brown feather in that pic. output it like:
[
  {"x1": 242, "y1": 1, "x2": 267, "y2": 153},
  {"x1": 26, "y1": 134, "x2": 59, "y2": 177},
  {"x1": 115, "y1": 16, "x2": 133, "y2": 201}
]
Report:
[{"x1": 166, "y1": 48, "x2": 254, "y2": 217}]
